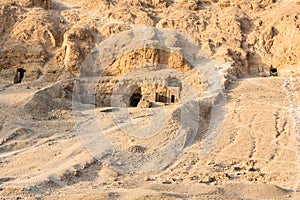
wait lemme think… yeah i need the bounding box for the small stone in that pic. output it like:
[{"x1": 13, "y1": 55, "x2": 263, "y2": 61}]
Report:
[
  {"x1": 162, "y1": 181, "x2": 172, "y2": 184},
  {"x1": 201, "y1": 176, "x2": 216, "y2": 184},
  {"x1": 116, "y1": 161, "x2": 122, "y2": 165},
  {"x1": 190, "y1": 175, "x2": 199, "y2": 180},
  {"x1": 234, "y1": 166, "x2": 241, "y2": 171},
  {"x1": 248, "y1": 167, "x2": 259, "y2": 172},
  {"x1": 143, "y1": 176, "x2": 150, "y2": 181},
  {"x1": 128, "y1": 145, "x2": 146, "y2": 153},
  {"x1": 225, "y1": 173, "x2": 231, "y2": 179},
  {"x1": 73, "y1": 170, "x2": 81, "y2": 177},
  {"x1": 206, "y1": 161, "x2": 214, "y2": 166}
]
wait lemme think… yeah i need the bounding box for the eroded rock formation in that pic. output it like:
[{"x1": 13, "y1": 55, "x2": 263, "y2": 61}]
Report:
[{"x1": 0, "y1": 0, "x2": 299, "y2": 84}]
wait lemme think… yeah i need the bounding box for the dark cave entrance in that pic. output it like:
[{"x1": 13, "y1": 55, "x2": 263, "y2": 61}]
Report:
[
  {"x1": 270, "y1": 67, "x2": 278, "y2": 76},
  {"x1": 130, "y1": 88, "x2": 142, "y2": 107},
  {"x1": 171, "y1": 95, "x2": 175, "y2": 103},
  {"x1": 14, "y1": 68, "x2": 26, "y2": 84}
]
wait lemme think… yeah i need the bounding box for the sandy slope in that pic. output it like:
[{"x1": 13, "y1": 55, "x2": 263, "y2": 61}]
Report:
[{"x1": 0, "y1": 76, "x2": 299, "y2": 199}]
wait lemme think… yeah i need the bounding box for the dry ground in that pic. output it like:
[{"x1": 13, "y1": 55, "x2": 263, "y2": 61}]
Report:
[{"x1": 0, "y1": 76, "x2": 299, "y2": 199}]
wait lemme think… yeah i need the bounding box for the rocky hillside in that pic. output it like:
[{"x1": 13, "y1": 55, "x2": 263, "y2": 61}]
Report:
[
  {"x1": 1, "y1": 1, "x2": 300, "y2": 199},
  {"x1": 0, "y1": 0, "x2": 299, "y2": 84}
]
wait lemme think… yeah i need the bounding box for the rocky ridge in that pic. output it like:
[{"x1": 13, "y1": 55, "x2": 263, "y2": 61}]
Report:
[{"x1": 0, "y1": 0, "x2": 299, "y2": 84}]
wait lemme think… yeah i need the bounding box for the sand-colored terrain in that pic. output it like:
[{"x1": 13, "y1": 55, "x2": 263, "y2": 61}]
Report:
[{"x1": 0, "y1": 0, "x2": 300, "y2": 199}]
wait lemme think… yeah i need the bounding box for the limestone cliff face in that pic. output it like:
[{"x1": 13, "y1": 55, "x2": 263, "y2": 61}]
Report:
[
  {"x1": 0, "y1": 0, "x2": 299, "y2": 83},
  {"x1": 0, "y1": 7, "x2": 63, "y2": 80},
  {"x1": 44, "y1": 26, "x2": 98, "y2": 81}
]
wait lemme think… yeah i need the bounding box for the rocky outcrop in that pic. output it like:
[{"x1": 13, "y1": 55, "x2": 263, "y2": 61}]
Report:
[
  {"x1": 0, "y1": 0, "x2": 299, "y2": 84},
  {"x1": 35, "y1": 0, "x2": 52, "y2": 9},
  {"x1": 0, "y1": 4, "x2": 64, "y2": 82},
  {"x1": 44, "y1": 26, "x2": 98, "y2": 81},
  {"x1": 21, "y1": 0, "x2": 52, "y2": 9}
]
